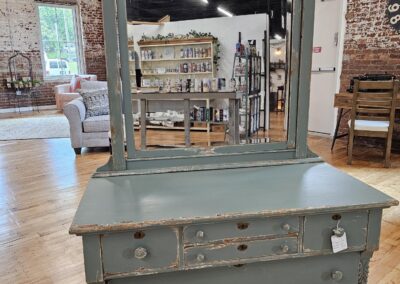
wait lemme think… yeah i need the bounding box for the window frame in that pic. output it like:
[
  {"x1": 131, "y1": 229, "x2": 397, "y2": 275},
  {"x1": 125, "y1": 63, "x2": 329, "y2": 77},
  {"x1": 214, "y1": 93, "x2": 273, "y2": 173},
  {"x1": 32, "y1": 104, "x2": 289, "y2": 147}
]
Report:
[{"x1": 36, "y1": 3, "x2": 85, "y2": 81}]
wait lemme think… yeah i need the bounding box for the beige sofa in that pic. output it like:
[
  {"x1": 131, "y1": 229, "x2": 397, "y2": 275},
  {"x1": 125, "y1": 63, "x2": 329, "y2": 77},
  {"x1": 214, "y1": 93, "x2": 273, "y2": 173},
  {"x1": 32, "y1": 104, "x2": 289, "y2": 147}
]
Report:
[{"x1": 54, "y1": 74, "x2": 97, "y2": 110}]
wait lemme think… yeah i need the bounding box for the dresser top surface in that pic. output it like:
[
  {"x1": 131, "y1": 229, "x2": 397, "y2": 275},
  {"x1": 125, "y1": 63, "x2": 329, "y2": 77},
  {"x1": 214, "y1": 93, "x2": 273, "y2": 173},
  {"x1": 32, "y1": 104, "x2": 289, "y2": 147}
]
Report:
[{"x1": 70, "y1": 162, "x2": 398, "y2": 234}]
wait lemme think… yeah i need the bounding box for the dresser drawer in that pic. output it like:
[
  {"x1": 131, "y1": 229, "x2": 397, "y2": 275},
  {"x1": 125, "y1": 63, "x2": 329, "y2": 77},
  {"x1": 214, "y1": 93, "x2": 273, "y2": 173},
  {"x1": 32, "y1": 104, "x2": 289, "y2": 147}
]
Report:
[
  {"x1": 184, "y1": 217, "x2": 299, "y2": 244},
  {"x1": 303, "y1": 211, "x2": 368, "y2": 253},
  {"x1": 101, "y1": 228, "x2": 178, "y2": 275},
  {"x1": 110, "y1": 253, "x2": 360, "y2": 284},
  {"x1": 184, "y1": 237, "x2": 298, "y2": 267}
]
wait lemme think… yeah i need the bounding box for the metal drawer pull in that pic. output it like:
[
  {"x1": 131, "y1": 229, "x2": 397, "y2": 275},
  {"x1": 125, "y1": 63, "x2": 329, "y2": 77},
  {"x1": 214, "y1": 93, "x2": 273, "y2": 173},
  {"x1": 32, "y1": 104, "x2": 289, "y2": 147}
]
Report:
[
  {"x1": 237, "y1": 223, "x2": 249, "y2": 230},
  {"x1": 196, "y1": 230, "x2": 205, "y2": 240},
  {"x1": 280, "y1": 245, "x2": 289, "y2": 253},
  {"x1": 196, "y1": 254, "x2": 205, "y2": 262},
  {"x1": 237, "y1": 244, "x2": 248, "y2": 251},
  {"x1": 134, "y1": 247, "x2": 148, "y2": 260},
  {"x1": 282, "y1": 223, "x2": 291, "y2": 231},
  {"x1": 331, "y1": 270, "x2": 344, "y2": 281}
]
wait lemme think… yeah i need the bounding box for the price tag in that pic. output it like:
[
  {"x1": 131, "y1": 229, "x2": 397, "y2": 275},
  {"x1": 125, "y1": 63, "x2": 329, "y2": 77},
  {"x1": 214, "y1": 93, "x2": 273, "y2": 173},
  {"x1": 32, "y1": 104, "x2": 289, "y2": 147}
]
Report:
[{"x1": 331, "y1": 232, "x2": 348, "y2": 253}]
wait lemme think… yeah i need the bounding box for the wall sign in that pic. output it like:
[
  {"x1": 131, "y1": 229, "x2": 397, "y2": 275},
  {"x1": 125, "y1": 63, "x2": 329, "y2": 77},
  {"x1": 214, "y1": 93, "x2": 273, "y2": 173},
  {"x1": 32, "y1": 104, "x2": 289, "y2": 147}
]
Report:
[{"x1": 387, "y1": 0, "x2": 400, "y2": 32}]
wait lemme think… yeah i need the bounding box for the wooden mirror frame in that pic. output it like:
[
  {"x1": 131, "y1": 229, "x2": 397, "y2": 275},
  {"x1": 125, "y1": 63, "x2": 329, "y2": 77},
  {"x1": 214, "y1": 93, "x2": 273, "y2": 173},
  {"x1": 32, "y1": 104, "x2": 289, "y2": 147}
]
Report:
[{"x1": 97, "y1": 0, "x2": 317, "y2": 175}]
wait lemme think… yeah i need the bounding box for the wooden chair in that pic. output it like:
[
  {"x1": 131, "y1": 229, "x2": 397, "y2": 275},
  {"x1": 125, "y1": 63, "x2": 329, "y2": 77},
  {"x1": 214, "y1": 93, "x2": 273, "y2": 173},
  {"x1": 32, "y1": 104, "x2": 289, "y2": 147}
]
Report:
[{"x1": 347, "y1": 79, "x2": 399, "y2": 167}]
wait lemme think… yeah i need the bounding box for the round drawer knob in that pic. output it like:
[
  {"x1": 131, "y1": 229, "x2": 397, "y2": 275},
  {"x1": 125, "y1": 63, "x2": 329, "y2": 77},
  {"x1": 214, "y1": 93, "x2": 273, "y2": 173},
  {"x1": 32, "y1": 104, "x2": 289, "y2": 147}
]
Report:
[
  {"x1": 280, "y1": 245, "x2": 289, "y2": 253},
  {"x1": 196, "y1": 230, "x2": 205, "y2": 240},
  {"x1": 196, "y1": 253, "x2": 205, "y2": 262},
  {"x1": 331, "y1": 270, "x2": 344, "y2": 281},
  {"x1": 134, "y1": 247, "x2": 148, "y2": 260},
  {"x1": 282, "y1": 224, "x2": 291, "y2": 231}
]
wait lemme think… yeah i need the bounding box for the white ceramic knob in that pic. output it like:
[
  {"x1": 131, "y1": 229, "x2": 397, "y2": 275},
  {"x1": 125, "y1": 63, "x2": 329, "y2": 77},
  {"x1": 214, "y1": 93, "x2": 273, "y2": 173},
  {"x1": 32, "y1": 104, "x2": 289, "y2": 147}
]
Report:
[
  {"x1": 196, "y1": 253, "x2": 205, "y2": 262},
  {"x1": 282, "y1": 223, "x2": 291, "y2": 231},
  {"x1": 281, "y1": 245, "x2": 289, "y2": 253},
  {"x1": 331, "y1": 270, "x2": 344, "y2": 281},
  {"x1": 196, "y1": 230, "x2": 205, "y2": 240},
  {"x1": 134, "y1": 247, "x2": 148, "y2": 260}
]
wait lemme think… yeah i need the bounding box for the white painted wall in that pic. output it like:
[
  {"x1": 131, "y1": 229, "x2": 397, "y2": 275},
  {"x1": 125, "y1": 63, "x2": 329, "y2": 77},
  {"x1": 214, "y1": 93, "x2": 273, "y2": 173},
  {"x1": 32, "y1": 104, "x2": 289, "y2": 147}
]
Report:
[
  {"x1": 308, "y1": 0, "x2": 347, "y2": 135},
  {"x1": 128, "y1": 14, "x2": 267, "y2": 81}
]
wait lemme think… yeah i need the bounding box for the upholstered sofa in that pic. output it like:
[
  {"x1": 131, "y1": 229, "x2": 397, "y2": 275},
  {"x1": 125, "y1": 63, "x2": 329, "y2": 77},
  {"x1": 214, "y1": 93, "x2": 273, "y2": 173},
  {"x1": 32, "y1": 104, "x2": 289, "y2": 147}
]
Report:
[
  {"x1": 54, "y1": 74, "x2": 97, "y2": 111},
  {"x1": 64, "y1": 97, "x2": 111, "y2": 154}
]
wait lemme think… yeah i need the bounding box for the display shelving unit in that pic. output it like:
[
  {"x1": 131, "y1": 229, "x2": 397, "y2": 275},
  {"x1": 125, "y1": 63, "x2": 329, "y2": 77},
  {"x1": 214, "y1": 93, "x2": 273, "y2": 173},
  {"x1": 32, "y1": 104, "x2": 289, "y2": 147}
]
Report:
[
  {"x1": 232, "y1": 52, "x2": 262, "y2": 139},
  {"x1": 132, "y1": 37, "x2": 228, "y2": 140}
]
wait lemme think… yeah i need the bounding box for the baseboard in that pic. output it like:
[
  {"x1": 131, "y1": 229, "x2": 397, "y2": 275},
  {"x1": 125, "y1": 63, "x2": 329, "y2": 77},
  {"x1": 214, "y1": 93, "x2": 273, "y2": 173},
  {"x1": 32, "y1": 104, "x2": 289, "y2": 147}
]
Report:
[
  {"x1": 0, "y1": 105, "x2": 57, "y2": 114},
  {"x1": 308, "y1": 131, "x2": 332, "y2": 138}
]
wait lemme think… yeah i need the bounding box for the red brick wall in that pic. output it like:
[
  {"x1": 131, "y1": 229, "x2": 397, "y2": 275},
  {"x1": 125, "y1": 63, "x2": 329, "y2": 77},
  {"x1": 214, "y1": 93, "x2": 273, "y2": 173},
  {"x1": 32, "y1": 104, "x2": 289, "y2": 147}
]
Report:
[
  {"x1": 339, "y1": 0, "x2": 400, "y2": 150},
  {"x1": 0, "y1": 0, "x2": 106, "y2": 109}
]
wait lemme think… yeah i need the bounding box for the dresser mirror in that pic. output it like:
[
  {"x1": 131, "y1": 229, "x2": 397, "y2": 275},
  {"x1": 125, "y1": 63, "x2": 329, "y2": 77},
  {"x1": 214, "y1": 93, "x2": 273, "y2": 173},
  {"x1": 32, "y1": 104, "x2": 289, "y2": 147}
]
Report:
[{"x1": 101, "y1": 0, "x2": 314, "y2": 173}]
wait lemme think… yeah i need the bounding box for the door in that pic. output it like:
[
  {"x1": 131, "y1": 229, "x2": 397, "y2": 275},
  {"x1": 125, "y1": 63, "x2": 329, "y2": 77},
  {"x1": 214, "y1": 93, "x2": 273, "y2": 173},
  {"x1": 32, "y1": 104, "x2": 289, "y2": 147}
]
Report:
[{"x1": 308, "y1": 0, "x2": 346, "y2": 135}]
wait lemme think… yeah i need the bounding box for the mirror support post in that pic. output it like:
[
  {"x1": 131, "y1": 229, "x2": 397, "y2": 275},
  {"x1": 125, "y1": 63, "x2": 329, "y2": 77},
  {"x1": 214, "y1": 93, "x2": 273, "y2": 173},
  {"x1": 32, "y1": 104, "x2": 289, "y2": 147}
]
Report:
[{"x1": 102, "y1": 0, "x2": 126, "y2": 171}]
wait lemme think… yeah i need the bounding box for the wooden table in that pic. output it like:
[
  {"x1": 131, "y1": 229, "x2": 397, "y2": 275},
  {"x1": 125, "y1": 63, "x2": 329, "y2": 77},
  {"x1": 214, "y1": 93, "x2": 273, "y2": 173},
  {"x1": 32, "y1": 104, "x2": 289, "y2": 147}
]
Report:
[
  {"x1": 332, "y1": 92, "x2": 400, "y2": 150},
  {"x1": 133, "y1": 92, "x2": 242, "y2": 149},
  {"x1": 70, "y1": 162, "x2": 398, "y2": 284}
]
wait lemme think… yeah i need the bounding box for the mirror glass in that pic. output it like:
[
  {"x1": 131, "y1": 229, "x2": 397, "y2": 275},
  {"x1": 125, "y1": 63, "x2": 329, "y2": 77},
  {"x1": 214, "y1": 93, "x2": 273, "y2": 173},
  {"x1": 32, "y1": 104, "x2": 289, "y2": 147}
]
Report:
[{"x1": 126, "y1": 0, "x2": 290, "y2": 150}]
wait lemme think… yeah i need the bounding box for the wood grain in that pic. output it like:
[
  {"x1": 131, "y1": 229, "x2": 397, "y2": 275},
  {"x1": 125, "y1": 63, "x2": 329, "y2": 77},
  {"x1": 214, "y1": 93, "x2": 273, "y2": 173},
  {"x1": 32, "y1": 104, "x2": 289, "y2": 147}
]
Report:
[{"x1": 0, "y1": 113, "x2": 398, "y2": 283}]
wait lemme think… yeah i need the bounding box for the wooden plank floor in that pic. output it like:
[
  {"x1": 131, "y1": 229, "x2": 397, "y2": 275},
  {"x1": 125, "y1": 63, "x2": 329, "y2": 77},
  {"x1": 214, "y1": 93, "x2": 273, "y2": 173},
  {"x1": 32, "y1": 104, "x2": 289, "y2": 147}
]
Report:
[{"x1": 0, "y1": 134, "x2": 399, "y2": 283}]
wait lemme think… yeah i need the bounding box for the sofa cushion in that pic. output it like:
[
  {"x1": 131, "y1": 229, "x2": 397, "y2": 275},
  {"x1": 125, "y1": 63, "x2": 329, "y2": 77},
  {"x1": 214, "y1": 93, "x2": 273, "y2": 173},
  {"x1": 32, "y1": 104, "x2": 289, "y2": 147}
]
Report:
[
  {"x1": 80, "y1": 80, "x2": 108, "y2": 91},
  {"x1": 83, "y1": 115, "x2": 110, "y2": 133},
  {"x1": 70, "y1": 75, "x2": 92, "y2": 92},
  {"x1": 80, "y1": 89, "x2": 109, "y2": 118}
]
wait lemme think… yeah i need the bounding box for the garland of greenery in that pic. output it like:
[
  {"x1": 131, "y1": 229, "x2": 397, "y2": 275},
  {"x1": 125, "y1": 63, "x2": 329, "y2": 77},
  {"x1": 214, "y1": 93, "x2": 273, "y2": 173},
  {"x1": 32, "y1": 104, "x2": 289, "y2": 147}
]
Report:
[{"x1": 141, "y1": 30, "x2": 221, "y2": 68}]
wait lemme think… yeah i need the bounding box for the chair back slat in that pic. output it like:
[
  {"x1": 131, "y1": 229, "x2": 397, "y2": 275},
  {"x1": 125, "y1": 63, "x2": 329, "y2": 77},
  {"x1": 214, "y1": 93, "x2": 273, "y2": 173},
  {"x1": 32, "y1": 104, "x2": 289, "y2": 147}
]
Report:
[
  {"x1": 356, "y1": 100, "x2": 392, "y2": 108},
  {"x1": 356, "y1": 107, "x2": 390, "y2": 114},
  {"x1": 356, "y1": 115, "x2": 389, "y2": 121},
  {"x1": 358, "y1": 80, "x2": 394, "y2": 90},
  {"x1": 357, "y1": 92, "x2": 393, "y2": 99}
]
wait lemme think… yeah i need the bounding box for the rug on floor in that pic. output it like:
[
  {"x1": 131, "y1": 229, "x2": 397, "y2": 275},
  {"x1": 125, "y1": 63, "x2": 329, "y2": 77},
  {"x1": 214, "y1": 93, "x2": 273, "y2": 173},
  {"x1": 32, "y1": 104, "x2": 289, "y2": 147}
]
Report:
[{"x1": 0, "y1": 115, "x2": 70, "y2": 140}]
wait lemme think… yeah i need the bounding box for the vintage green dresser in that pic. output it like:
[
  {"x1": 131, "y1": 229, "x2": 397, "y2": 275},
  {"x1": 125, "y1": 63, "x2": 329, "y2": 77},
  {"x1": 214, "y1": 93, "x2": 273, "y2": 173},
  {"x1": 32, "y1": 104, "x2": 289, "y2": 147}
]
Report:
[{"x1": 70, "y1": 0, "x2": 398, "y2": 283}]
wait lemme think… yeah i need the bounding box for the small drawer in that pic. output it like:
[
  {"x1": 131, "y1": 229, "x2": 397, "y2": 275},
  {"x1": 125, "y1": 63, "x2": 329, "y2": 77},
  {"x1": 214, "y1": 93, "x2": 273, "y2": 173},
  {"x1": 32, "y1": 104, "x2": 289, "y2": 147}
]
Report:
[
  {"x1": 184, "y1": 217, "x2": 299, "y2": 244},
  {"x1": 101, "y1": 228, "x2": 178, "y2": 275},
  {"x1": 303, "y1": 211, "x2": 368, "y2": 253},
  {"x1": 184, "y1": 237, "x2": 298, "y2": 267}
]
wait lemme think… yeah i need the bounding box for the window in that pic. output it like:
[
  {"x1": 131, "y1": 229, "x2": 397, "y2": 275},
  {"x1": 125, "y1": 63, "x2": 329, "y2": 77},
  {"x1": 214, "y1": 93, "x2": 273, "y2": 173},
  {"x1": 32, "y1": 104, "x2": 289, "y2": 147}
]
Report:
[{"x1": 38, "y1": 4, "x2": 83, "y2": 79}]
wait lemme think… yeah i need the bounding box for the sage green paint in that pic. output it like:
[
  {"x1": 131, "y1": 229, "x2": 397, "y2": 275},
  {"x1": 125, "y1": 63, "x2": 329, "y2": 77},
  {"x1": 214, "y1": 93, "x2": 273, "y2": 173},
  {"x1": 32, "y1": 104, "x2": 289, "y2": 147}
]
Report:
[
  {"x1": 102, "y1": 0, "x2": 126, "y2": 170},
  {"x1": 70, "y1": 163, "x2": 396, "y2": 233},
  {"x1": 108, "y1": 253, "x2": 361, "y2": 284}
]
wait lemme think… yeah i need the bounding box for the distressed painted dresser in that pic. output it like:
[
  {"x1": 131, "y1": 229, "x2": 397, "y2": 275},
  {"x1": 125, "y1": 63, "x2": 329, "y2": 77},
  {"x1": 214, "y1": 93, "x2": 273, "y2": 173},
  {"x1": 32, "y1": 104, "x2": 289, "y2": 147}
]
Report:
[
  {"x1": 70, "y1": 0, "x2": 398, "y2": 283},
  {"x1": 70, "y1": 162, "x2": 398, "y2": 284}
]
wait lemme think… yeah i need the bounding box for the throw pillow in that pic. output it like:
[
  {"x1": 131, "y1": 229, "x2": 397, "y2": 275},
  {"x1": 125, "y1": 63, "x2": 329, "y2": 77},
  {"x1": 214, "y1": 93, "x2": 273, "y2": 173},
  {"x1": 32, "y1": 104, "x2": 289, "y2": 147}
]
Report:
[
  {"x1": 80, "y1": 89, "x2": 110, "y2": 118},
  {"x1": 70, "y1": 75, "x2": 92, "y2": 92}
]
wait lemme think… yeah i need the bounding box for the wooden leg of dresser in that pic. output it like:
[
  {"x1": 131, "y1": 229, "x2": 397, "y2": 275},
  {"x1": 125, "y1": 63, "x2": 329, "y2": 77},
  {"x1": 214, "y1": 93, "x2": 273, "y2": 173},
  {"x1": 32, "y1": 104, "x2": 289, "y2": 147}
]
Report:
[{"x1": 358, "y1": 251, "x2": 373, "y2": 284}]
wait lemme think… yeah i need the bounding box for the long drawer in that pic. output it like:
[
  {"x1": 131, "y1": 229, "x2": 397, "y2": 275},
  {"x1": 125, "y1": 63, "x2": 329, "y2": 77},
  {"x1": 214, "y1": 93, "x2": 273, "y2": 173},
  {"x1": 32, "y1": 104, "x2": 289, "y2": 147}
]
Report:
[
  {"x1": 101, "y1": 228, "x2": 179, "y2": 275},
  {"x1": 110, "y1": 252, "x2": 361, "y2": 284},
  {"x1": 184, "y1": 237, "x2": 298, "y2": 267},
  {"x1": 183, "y1": 216, "x2": 300, "y2": 244}
]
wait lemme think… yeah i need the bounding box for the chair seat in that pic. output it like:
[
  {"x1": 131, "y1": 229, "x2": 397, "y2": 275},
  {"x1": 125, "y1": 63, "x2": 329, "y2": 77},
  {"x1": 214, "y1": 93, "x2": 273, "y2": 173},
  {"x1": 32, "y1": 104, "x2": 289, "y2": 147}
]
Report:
[
  {"x1": 83, "y1": 115, "x2": 111, "y2": 133},
  {"x1": 348, "y1": 120, "x2": 389, "y2": 132}
]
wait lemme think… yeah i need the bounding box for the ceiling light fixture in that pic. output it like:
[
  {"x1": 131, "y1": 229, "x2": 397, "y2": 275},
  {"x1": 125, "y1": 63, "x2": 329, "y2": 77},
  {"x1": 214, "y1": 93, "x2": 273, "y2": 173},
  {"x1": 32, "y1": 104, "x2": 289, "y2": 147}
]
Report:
[
  {"x1": 217, "y1": 6, "x2": 233, "y2": 17},
  {"x1": 274, "y1": 34, "x2": 283, "y2": 40},
  {"x1": 201, "y1": 0, "x2": 209, "y2": 3}
]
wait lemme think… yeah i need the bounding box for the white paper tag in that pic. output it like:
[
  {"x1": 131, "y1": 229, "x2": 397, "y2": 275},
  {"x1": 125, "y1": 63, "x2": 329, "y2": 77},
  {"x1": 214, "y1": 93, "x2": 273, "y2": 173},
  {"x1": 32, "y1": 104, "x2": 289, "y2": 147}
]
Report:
[{"x1": 331, "y1": 232, "x2": 348, "y2": 253}]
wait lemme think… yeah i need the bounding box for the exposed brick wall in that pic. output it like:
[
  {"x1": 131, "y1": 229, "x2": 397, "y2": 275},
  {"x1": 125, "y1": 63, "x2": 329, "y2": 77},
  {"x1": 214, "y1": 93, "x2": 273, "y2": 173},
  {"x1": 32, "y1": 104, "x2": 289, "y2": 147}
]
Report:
[
  {"x1": 0, "y1": 0, "x2": 106, "y2": 109},
  {"x1": 339, "y1": 0, "x2": 400, "y2": 151}
]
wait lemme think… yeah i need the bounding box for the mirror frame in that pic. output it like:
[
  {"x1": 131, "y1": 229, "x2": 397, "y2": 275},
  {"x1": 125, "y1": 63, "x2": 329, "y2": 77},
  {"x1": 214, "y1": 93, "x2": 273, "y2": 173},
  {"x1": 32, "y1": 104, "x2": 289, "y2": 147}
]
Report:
[{"x1": 99, "y1": 0, "x2": 316, "y2": 174}]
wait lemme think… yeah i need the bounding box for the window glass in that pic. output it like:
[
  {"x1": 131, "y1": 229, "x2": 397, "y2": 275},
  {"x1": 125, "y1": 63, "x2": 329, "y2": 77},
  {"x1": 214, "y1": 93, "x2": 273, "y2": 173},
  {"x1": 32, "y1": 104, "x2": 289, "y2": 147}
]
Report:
[{"x1": 38, "y1": 5, "x2": 81, "y2": 78}]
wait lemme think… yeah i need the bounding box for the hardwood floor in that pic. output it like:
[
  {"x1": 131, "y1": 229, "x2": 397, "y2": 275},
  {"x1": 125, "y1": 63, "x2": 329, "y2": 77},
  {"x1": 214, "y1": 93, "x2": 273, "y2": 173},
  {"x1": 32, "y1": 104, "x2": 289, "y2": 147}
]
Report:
[{"x1": 0, "y1": 131, "x2": 399, "y2": 283}]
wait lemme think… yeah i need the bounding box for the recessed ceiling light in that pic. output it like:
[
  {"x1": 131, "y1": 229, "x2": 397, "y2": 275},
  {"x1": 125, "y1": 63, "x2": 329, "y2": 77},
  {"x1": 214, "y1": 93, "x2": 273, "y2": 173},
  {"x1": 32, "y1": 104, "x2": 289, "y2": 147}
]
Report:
[
  {"x1": 217, "y1": 6, "x2": 233, "y2": 17},
  {"x1": 201, "y1": 0, "x2": 209, "y2": 3}
]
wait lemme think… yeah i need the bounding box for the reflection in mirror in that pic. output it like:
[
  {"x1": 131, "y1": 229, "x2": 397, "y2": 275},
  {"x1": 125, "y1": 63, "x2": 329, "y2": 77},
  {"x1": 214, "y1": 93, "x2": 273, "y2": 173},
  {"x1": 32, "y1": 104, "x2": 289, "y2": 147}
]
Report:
[{"x1": 126, "y1": 0, "x2": 290, "y2": 150}]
